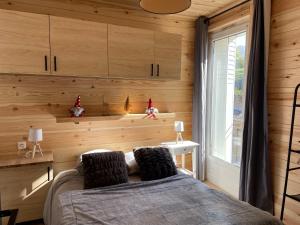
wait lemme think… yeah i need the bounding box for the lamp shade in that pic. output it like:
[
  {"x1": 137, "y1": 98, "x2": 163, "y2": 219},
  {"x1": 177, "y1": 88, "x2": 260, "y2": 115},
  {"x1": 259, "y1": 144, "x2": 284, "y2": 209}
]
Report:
[
  {"x1": 140, "y1": 0, "x2": 191, "y2": 14},
  {"x1": 28, "y1": 128, "x2": 43, "y2": 142},
  {"x1": 174, "y1": 121, "x2": 184, "y2": 132}
]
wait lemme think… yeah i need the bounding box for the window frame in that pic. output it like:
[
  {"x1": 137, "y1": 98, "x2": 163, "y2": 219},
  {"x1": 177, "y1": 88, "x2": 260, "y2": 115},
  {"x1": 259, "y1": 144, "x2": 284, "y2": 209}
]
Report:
[{"x1": 206, "y1": 23, "x2": 250, "y2": 167}]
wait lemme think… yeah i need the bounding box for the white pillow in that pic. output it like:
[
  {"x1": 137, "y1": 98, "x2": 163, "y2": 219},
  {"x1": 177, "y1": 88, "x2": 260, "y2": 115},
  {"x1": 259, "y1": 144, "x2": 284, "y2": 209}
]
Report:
[{"x1": 125, "y1": 151, "x2": 139, "y2": 175}]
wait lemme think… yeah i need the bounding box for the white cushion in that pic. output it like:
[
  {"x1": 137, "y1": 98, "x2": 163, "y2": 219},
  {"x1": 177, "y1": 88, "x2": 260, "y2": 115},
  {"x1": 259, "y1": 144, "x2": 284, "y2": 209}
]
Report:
[{"x1": 125, "y1": 151, "x2": 139, "y2": 175}]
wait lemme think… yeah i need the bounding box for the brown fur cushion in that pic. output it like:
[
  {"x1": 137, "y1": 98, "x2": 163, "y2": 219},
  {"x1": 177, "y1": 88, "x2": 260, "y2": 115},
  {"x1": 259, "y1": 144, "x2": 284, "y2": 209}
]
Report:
[
  {"x1": 82, "y1": 151, "x2": 128, "y2": 189},
  {"x1": 134, "y1": 147, "x2": 177, "y2": 181}
]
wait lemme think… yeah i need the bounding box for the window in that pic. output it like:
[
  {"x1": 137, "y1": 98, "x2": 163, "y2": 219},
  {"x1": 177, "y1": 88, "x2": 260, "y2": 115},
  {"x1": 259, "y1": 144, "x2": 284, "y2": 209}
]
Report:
[{"x1": 208, "y1": 27, "x2": 247, "y2": 166}]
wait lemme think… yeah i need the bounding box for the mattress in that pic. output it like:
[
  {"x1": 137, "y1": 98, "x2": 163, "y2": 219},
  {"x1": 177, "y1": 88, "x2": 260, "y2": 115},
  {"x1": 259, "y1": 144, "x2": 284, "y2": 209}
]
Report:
[{"x1": 44, "y1": 170, "x2": 283, "y2": 225}]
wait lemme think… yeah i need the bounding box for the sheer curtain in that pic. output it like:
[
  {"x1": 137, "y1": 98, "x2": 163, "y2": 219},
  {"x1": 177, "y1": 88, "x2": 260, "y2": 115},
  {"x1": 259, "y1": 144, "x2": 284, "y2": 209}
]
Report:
[
  {"x1": 239, "y1": 0, "x2": 273, "y2": 213},
  {"x1": 192, "y1": 17, "x2": 208, "y2": 181}
]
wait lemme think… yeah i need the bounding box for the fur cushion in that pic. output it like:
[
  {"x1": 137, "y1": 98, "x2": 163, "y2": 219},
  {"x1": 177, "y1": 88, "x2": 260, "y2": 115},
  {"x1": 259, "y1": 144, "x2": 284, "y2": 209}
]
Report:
[
  {"x1": 76, "y1": 149, "x2": 112, "y2": 175},
  {"x1": 82, "y1": 151, "x2": 128, "y2": 189},
  {"x1": 77, "y1": 149, "x2": 138, "y2": 175},
  {"x1": 134, "y1": 147, "x2": 177, "y2": 181}
]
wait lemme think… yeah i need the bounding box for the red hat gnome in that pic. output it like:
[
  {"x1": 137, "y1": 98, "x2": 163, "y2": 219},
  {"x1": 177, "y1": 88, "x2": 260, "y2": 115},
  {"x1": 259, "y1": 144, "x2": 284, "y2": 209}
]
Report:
[
  {"x1": 70, "y1": 95, "x2": 85, "y2": 117},
  {"x1": 144, "y1": 98, "x2": 159, "y2": 119}
]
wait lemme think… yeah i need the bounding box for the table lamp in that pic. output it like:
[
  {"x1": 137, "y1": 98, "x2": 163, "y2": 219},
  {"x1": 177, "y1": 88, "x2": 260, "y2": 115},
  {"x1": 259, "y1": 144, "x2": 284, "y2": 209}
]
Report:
[
  {"x1": 174, "y1": 121, "x2": 184, "y2": 143},
  {"x1": 28, "y1": 128, "x2": 43, "y2": 159}
]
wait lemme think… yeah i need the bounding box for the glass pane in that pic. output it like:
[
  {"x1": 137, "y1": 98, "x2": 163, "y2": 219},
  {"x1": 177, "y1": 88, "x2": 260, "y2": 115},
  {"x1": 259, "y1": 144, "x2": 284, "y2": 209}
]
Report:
[
  {"x1": 232, "y1": 33, "x2": 246, "y2": 165},
  {"x1": 210, "y1": 31, "x2": 247, "y2": 165}
]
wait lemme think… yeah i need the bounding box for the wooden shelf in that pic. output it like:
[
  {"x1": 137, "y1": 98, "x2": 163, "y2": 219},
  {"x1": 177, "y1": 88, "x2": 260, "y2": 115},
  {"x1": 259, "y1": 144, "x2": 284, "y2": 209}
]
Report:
[
  {"x1": 56, "y1": 113, "x2": 175, "y2": 124},
  {"x1": 0, "y1": 151, "x2": 53, "y2": 168}
]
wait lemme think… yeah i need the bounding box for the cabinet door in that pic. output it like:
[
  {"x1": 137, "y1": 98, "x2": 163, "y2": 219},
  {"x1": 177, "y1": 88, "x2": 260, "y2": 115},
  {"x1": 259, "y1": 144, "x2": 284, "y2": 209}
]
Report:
[
  {"x1": 0, "y1": 164, "x2": 52, "y2": 223},
  {"x1": 50, "y1": 16, "x2": 108, "y2": 77},
  {"x1": 0, "y1": 9, "x2": 50, "y2": 75},
  {"x1": 154, "y1": 32, "x2": 182, "y2": 80},
  {"x1": 108, "y1": 25, "x2": 154, "y2": 79}
]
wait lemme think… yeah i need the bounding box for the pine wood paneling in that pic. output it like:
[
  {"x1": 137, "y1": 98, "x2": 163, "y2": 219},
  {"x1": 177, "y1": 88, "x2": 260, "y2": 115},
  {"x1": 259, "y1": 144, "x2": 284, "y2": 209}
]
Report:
[
  {"x1": 269, "y1": 0, "x2": 300, "y2": 224},
  {"x1": 0, "y1": 3, "x2": 298, "y2": 224},
  {"x1": 208, "y1": 1, "x2": 251, "y2": 32},
  {"x1": 207, "y1": 1, "x2": 300, "y2": 223},
  {"x1": 0, "y1": 164, "x2": 52, "y2": 222},
  {"x1": 0, "y1": 0, "x2": 199, "y2": 221},
  {"x1": 0, "y1": 0, "x2": 239, "y2": 24}
]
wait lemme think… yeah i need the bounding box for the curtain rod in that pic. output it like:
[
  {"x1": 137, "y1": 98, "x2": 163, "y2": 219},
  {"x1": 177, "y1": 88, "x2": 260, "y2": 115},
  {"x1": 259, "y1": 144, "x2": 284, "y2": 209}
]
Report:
[{"x1": 206, "y1": 0, "x2": 251, "y2": 22}]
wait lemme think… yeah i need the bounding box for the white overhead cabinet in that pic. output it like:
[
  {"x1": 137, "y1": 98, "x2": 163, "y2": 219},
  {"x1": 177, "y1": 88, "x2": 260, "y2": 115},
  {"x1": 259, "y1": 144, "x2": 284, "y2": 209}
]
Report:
[
  {"x1": 50, "y1": 16, "x2": 108, "y2": 77},
  {"x1": 0, "y1": 9, "x2": 182, "y2": 80},
  {"x1": 0, "y1": 9, "x2": 50, "y2": 75}
]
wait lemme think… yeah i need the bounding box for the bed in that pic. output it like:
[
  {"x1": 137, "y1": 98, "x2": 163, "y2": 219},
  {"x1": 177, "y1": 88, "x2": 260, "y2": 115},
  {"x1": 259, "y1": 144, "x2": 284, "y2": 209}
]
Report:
[{"x1": 44, "y1": 169, "x2": 283, "y2": 225}]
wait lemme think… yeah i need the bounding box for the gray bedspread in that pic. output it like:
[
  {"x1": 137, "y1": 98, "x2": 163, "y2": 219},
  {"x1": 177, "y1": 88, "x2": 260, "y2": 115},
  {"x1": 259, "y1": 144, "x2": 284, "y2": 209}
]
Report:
[{"x1": 46, "y1": 173, "x2": 282, "y2": 225}]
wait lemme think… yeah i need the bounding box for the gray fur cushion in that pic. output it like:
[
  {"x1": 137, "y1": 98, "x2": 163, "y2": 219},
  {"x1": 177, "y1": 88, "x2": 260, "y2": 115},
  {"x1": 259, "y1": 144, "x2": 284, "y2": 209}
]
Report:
[
  {"x1": 82, "y1": 151, "x2": 128, "y2": 189},
  {"x1": 134, "y1": 147, "x2": 177, "y2": 181}
]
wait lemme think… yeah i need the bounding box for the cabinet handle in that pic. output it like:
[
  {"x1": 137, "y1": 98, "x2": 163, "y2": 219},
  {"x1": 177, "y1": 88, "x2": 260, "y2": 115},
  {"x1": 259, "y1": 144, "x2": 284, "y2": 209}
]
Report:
[
  {"x1": 151, "y1": 64, "x2": 154, "y2": 76},
  {"x1": 44, "y1": 55, "x2": 48, "y2": 71},
  {"x1": 156, "y1": 64, "x2": 160, "y2": 76},
  {"x1": 54, "y1": 56, "x2": 57, "y2": 72},
  {"x1": 48, "y1": 166, "x2": 50, "y2": 181}
]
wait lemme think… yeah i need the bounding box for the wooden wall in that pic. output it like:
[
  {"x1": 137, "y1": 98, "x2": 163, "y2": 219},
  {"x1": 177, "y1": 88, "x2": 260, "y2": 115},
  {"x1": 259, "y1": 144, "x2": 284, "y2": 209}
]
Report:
[
  {"x1": 269, "y1": 0, "x2": 300, "y2": 224},
  {"x1": 206, "y1": 1, "x2": 300, "y2": 223},
  {"x1": 1, "y1": 0, "x2": 299, "y2": 224},
  {"x1": 0, "y1": 0, "x2": 196, "y2": 173}
]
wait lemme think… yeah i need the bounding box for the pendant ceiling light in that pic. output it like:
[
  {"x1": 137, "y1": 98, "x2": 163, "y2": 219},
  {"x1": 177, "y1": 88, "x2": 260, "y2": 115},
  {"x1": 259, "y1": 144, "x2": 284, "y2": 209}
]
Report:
[{"x1": 140, "y1": 0, "x2": 191, "y2": 14}]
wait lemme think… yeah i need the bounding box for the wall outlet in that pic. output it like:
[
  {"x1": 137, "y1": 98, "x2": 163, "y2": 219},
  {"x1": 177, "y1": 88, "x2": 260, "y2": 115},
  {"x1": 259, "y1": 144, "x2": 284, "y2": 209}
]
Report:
[{"x1": 17, "y1": 141, "x2": 27, "y2": 151}]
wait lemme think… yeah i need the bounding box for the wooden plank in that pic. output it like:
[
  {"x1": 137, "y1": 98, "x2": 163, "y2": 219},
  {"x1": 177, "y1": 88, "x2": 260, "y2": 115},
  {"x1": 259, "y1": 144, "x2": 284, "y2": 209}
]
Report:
[
  {"x1": 0, "y1": 0, "x2": 238, "y2": 23},
  {"x1": 268, "y1": 1, "x2": 300, "y2": 223},
  {"x1": 0, "y1": 0, "x2": 198, "y2": 224},
  {"x1": 271, "y1": 7, "x2": 300, "y2": 35},
  {"x1": 56, "y1": 113, "x2": 176, "y2": 123},
  {"x1": 270, "y1": 28, "x2": 300, "y2": 53},
  {"x1": 0, "y1": 3, "x2": 194, "y2": 223},
  {"x1": 0, "y1": 164, "x2": 52, "y2": 222},
  {"x1": 208, "y1": 1, "x2": 251, "y2": 32},
  {"x1": 0, "y1": 151, "x2": 53, "y2": 168},
  {"x1": 272, "y1": 0, "x2": 300, "y2": 16}
]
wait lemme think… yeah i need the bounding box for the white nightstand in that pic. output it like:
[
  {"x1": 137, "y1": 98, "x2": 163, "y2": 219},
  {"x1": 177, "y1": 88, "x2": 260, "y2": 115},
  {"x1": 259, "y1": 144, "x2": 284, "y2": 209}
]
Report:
[{"x1": 160, "y1": 141, "x2": 199, "y2": 179}]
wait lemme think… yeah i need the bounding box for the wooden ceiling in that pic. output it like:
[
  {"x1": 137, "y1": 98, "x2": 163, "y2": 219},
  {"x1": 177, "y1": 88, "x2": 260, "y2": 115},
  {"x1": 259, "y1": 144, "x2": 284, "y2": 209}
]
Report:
[
  {"x1": 90, "y1": 0, "x2": 240, "y2": 18},
  {"x1": 184, "y1": 0, "x2": 242, "y2": 17},
  {"x1": 0, "y1": 0, "x2": 240, "y2": 20}
]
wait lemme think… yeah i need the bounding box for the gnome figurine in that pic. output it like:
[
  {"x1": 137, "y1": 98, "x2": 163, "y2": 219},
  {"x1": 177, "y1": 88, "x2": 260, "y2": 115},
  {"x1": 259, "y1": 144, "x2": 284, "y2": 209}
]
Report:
[
  {"x1": 144, "y1": 98, "x2": 159, "y2": 119},
  {"x1": 70, "y1": 95, "x2": 85, "y2": 117}
]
